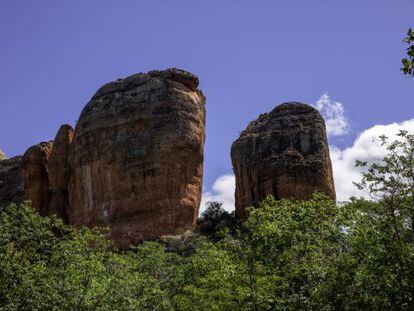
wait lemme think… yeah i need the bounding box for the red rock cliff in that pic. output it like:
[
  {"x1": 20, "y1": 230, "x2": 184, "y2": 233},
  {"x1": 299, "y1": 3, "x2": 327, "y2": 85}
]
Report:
[{"x1": 67, "y1": 68, "x2": 206, "y2": 247}]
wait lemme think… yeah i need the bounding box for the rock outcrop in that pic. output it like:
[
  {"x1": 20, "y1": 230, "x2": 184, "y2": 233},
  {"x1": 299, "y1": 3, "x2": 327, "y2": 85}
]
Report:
[
  {"x1": 22, "y1": 142, "x2": 53, "y2": 216},
  {"x1": 231, "y1": 102, "x2": 335, "y2": 219},
  {"x1": 0, "y1": 156, "x2": 25, "y2": 208},
  {"x1": 68, "y1": 68, "x2": 206, "y2": 247},
  {"x1": 0, "y1": 68, "x2": 206, "y2": 247},
  {"x1": 47, "y1": 125, "x2": 73, "y2": 221}
]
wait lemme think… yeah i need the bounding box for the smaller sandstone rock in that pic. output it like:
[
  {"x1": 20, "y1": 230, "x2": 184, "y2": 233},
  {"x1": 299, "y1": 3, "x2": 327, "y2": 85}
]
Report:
[
  {"x1": 22, "y1": 142, "x2": 53, "y2": 215},
  {"x1": 231, "y1": 102, "x2": 336, "y2": 220},
  {"x1": 48, "y1": 125, "x2": 73, "y2": 221}
]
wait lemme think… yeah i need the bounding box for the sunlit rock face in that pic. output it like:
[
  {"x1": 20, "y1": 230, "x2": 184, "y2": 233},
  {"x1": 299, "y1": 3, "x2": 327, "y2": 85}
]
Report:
[
  {"x1": 231, "y1": 102, "x2": 336, "y2": 220},
  {"x1": 68, "y1": 68, "x2": 206, "y2": 247}
]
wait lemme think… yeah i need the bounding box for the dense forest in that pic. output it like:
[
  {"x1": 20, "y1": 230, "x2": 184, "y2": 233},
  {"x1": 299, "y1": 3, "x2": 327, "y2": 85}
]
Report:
[{"x1": 1, "y1": 132, "x2": 413, "y2": 310}]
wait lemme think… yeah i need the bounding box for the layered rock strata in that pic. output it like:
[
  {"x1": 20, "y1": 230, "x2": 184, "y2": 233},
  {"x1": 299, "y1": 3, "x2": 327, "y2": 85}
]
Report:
[{"x1": 231, "y1": 102, "x2": 336, "y2": 219}]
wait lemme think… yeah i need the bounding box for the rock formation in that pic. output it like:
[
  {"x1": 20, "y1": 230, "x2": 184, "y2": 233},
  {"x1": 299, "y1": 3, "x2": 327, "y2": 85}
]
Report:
[
  {"x1": 22, "y1": 142, "x2": 53, "y2": 216},
  {"x1": 0, "y1": 68, "x2": 206, "y2": 247},
  {"x1": 47, "y1": 125, "x2": 73, "y2": 221},
  {"x1": 0, "y1": 155, "x2": 25, "y2": 208},
  {"x1": 67, "y1": 68, "x2": 206, "y2": 247},
  {"x1": 231, "y1": 102, "x2": 335, "y2": 219}
]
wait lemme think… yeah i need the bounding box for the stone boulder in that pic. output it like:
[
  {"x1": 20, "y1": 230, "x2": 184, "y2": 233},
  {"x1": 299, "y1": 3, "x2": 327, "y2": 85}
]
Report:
[
  {"x1": 47, "y1": 125, "x2": 73, "y2": 221},
  {"x1": 68, "y1": 68, "x2": 206, "y2": 247},
  {"x1": 0, "y1": 156, "x2": 25, "y2": 208},
  {"x1": 231, "y1": 102, "x2": 335, "y2": 219},
  {"x1": 22, "y1": 142, "x2": 53, "y2": 215}
]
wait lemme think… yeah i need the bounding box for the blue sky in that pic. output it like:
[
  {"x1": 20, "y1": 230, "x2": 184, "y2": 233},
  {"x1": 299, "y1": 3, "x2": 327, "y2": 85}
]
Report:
[{"x1": 1, "y1": 1, "x2": 413, "y2": 209}]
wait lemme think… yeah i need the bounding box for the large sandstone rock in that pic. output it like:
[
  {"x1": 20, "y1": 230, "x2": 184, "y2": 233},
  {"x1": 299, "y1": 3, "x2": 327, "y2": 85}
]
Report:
[
  {"x1": 22, "y1": 142, "x2": 53, "y2": 215},
  {"x1": 68, "y1": 68, "x2": 206, "y2": 247},
  {"x1": 0, "y1": 156, "x2": 25, "y2": 208},
  {"x1": 47, "y1": 125, "x2": 73, "y2": 221},
  {"x1": 231, "y1": 102, "x2": 335, "y2": 219}
]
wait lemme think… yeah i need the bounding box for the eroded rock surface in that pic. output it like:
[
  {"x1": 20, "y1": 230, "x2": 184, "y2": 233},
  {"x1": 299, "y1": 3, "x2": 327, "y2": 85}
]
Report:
[
  {"x1": 68, "y1": 68, "x2": 206, "y2": 247},
  {"x1": 48, "y1": 125, "x2": 73, "y2": 220},
  {"x1": 231, "y1": 102, "x2": 336, "y2": 219},
  {"x1": 22, "y1": 142, "x2": 53, "y2": 215},
  {"x1": 0, "y1": 156, "x2": 25, "y2": 208}
]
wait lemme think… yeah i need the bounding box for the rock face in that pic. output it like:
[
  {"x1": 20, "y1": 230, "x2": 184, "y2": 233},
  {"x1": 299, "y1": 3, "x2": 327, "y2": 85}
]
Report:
[
  {"x1": 0, "y1": 156, "x2": 25, "y2": 208},
  {"x1": 68, "y1": 68, "x2": 206, "y2": 247},
  {"x1": 22, "y1": 142, "x2": 53, "y2": 216},
  {"x1": 231, "y1": 102, "x2": 336, "y2": 219},
  {"x1": 47, "y1": 125, "x2": 74, "y2": 221}
]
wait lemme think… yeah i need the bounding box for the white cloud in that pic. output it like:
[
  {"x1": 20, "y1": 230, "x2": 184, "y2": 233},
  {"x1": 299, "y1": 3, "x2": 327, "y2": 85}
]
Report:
[
  {"x1": 331, "y1": 119, "x2": 414, "y2": 201},
  {"x1": 312, "y1": 93, "x2": 349, "y2": 137},
  {"x1": 200, "y1": 174, "x2": 235, "y2": 214}
]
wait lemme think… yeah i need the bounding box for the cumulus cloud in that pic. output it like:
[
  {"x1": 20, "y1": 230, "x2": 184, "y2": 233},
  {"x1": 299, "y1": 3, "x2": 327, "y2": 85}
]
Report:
[
  {"x1": 200, "y1": 174, "x2": 235, "y2": 214},
  {"x1": 331, "y1": 119, "x2": 414, "y2": 201},
  {"x1": 312, "y1": 93, "x2": 349, "y2": 137}
]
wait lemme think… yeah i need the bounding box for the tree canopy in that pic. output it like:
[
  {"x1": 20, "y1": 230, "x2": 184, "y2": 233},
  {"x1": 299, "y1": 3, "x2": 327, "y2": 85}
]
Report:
[{"x1": 1, "y1": 132, "x2": 414, "y2": 310}]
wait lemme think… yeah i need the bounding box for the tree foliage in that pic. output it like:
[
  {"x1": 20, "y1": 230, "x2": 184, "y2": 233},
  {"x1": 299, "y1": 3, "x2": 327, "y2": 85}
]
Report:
[
  {"x1": 402, "y1": 28, "x2": 414, "y2": 75},
  {"x1": 197, "y1": 201, "x2": 236, "y2": 242},
  {"x1": 345, "y1": 131, "x2": 414, "y2": 309}
]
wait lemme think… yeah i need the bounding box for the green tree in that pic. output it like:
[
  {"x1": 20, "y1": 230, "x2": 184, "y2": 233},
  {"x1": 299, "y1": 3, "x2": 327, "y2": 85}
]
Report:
[
  {"x1": 402, "y1": 28, "x2": 414, "y2": 75},
  {"x1": 229, "y1": 194, "x2": 341, "y2": 310},
  {"x1": 197, "y1": 201, "x2": 236, "y2": 242},
  {"x1": 2, "y1": 131, "x2": 414, "y2": 310},
  {"x1": 0, "y1": 203, "x2": 177, "y2": 310},
  {"x1": 173, "y1": 239, "x2": 239, "y2": 310},
  {"x1": 325, "y1": 131, "x2": 414, "y2": 310},
  {"x1": 354, "y1": 131, "x2": 414, "y2": 309}
]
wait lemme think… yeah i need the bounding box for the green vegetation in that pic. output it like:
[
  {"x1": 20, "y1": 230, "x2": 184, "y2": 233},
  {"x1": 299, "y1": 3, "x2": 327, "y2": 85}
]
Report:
[
  {"x1": 402, "y1": 28, "x2": 414, "y2": 75},
  {"x1": 1, "y1": 132, "x2": 414, "y2": 310}
]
